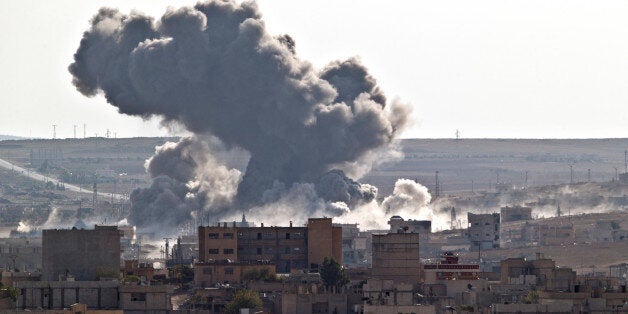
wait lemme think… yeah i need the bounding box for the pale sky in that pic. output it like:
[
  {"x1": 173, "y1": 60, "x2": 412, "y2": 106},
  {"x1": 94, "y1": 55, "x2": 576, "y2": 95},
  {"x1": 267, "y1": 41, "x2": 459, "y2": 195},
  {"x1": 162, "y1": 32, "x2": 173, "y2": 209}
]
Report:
[{"x1": 1, "y1": 0, "x2": 627, "y2": 139}]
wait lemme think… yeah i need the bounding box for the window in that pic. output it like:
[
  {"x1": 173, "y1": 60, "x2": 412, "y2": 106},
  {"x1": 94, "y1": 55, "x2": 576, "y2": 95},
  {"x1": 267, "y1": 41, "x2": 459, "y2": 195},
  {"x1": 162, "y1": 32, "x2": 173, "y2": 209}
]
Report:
[
  {"x1": 223, "y1": 233, "x2": 234, "y2": 239},
  {"x1": 284, "y1": 247, "x2": 290, "y2": 254},
  {"x1": 130, "y1": 292, "x2": 146, "y2": 301},
  {"x1": 257, "y1": 248, "x2": 262, "y2": 255},
  {"x1": 203, "y1": 267, "x2": 212, "y2": 275},
  {"x1": 208, "y1": 249, "x2": 219, "y2": 254},
  {"x1": 225, "y1": 267, "x2": 234, "y2": 275},
  {"x1": 257, "y1": 233, "x2": 262, "y2": 240},
  {"x1": 285, "y1": 233, "x2": 290, "y2": 239},
  {"x1": 208, "y1": 233, "x2": 219, "y2": 239},
  {"x1": 238, "y1": 232, "x2": 245, "y2": 238},
  {"x1": 223, "y1": 249, "x2": 234, "y2": 254}
]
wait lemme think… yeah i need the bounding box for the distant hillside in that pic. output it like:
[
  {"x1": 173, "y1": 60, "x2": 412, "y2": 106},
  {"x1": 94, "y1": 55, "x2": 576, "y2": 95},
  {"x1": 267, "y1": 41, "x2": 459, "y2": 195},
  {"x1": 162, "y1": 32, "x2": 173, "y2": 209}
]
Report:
[
  {"x1": 0, "y1": 137, "x2": 626, "y2": 197},
  {"x1": 0, "y1": 135, "x2": 27, "y2": 141}
]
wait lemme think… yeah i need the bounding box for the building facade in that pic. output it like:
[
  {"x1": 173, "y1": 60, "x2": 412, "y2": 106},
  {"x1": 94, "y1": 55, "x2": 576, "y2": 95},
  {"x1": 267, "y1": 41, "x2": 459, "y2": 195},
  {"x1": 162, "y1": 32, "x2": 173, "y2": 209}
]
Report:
[
  {"x1": 371, "y1": 232, "x2": 420, "y2": 283},
  {"x1": 42, "y1": 226, "x2": 122, "y2": 281},
  {"x1": 466, "y1": 213, "x2": 500, "y2": 250},
  {"x1": 198, "y1": 218, "x2": 341, "y2": 273}
]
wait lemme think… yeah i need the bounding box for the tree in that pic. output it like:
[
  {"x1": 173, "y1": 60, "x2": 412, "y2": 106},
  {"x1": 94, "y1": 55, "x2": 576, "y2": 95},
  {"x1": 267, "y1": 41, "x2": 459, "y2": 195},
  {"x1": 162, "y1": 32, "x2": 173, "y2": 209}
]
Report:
[
  {"x1": 224, "y1": 290, "x2": 262, "y2": 314},
  {"x1": 523, "y1": 290, "x2": 539, "y2": 304},
  {"x1": 320, "y1": 257, "x2": 349, "y2": 289}
]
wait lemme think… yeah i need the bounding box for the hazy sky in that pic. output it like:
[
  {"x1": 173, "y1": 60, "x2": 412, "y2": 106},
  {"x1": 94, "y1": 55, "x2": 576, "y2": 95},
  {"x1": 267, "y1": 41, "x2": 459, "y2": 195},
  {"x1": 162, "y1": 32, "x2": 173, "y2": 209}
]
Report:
[{"x1": 1, "y1": 0, "x2": 627, "y2": 139}]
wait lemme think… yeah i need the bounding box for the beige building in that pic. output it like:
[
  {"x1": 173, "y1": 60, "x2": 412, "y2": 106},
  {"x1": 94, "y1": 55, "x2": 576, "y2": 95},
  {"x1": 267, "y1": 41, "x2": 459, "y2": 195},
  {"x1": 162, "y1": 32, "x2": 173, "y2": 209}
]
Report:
[
  {"x1": 42, "y1": 226, "x2": 122, "y2": 281},
  {"x1": 194, "y1": 261, "x2": 276, "y2": 287},
  {"x1": 500, "y1": 256, "x2": 576, "y2": 292},
  {"x1": 198, "y1": 218, "x2": 341, "y2": 274},
  {"x1": 14, "y1": 281, "x2": 173, "y2": 312},
  {"x1": 466, "y1": 213, "x2": 500, "y2": 250},
  {"x1": 371, "y1": 232, "x2": 420, "y2": 283},
  {"x1": 360, "y1": 279, "x2": 436, "y2": 314}
]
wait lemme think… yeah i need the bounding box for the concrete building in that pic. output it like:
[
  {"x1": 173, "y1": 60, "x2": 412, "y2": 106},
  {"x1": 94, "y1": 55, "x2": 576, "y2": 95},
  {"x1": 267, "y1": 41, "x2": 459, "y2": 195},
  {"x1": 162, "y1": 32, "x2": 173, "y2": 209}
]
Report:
[
  {"x1": 500, "y1": 205, "x2": 532, "y2": 222},
  {"x1": 500, "y1": 255, "x2": 576, "y2": 292},
  {"x1": 422, "y1": 253, "x2": 479, "y2": 283},
  {"x1": 14, "y1": 281, "x2": 174, "y2": 311},
  {"x1": 371, "y1": 232, "x2": 420, "y2": 283},
  {"x1": 0, "y1": 237, "x2": 41, "y2": 272},
  {"x1": 198, "y1": 218, "x2": 341, "y2": 273},
  {"x1": 466, "y1": 213, "x2": 500, "y2": 250},
  {"x1": 361, "y1": 279, "x2": 436, "y2": 314},
  {"x1": 276, "y1": 291, "x2": 348, "y2": 314},
  {"x1": 335, "y1": 223, "x2": 371, "y2": 267},
  {"x1": 194, "y1": 260, "x2": 275, "y2": 287},
  {"x1": 387, "y1": 216, "x2": 431, "y2": 241},
  {"x1": 42, "y1": 226, "x2": 122, "y2": 281}
]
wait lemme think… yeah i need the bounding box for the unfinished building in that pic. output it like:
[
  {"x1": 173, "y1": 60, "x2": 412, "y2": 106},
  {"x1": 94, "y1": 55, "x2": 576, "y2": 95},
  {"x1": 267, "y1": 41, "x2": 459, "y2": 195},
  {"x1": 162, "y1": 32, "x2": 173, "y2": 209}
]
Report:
[
  {"x1": 500, "y1": 205, "x2": 532, "y2": 222},
  {"x1": 466, "y1": 213, "x2": 500, "y2": 250},
  {"x1": 42, "y1": 225, "x2": 122, "y2": 281},
  {"x1": 371, "y1": 232, "x2": 421, "y2": 283}
]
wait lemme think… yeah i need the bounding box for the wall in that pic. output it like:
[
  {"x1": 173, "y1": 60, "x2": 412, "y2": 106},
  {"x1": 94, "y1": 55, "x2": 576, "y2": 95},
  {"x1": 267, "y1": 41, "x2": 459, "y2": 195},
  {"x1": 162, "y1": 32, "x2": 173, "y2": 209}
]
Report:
[
  {"x1": 42, "y1": 226, "x2": 121, "y2": 281},
  {"x1": 371, "y1": 233, "x2": 420, "y2": 283}
]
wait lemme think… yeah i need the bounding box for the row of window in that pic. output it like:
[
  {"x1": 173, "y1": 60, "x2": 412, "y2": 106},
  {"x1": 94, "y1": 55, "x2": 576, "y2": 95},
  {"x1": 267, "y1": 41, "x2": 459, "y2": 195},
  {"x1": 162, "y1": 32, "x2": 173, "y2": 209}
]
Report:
[
  {"x1": 208, "y1": 248, "x2": 234, "y2": 254},
  {"x1": 207, "y1": 247, "x2": 302, "y2": 255},
  {"x1": 208, "y1": 233, "x2": 233, "y2": 239},
  {"x1": 208, "y1": 232, "x2": 303, "y2": 240}
]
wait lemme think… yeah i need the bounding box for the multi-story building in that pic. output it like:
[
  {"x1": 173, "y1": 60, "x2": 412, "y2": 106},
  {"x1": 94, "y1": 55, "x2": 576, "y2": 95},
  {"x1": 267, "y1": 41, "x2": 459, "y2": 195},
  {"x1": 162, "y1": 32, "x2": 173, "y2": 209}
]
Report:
[
  {"x1": 500, "y1": 255, "x2": 576, "y2": 292},
  {"x1": 371, "y1": 232, "x2": 420, "y2": 283},
  {"x1": 500, "y1": 205, "x2": 532, "y2": 222},
  {"x1": 466, "y1": 213, "x2": 500, "y2": 250},
  {"x1": 197, "y1": 218, "x2": 341, "y2": 274},
  {"x1": 387, "y1": 216, "x2": 431, "y2": 242},
  {"x1": 42, "y1": 225, "x2": 122, "y2": 281},
  {"x1": 335, "y1": 223, "x2": 371, "y2": 267},
  {"x1": 0, "y1": 237, "x2": 42, "y2": 272}
]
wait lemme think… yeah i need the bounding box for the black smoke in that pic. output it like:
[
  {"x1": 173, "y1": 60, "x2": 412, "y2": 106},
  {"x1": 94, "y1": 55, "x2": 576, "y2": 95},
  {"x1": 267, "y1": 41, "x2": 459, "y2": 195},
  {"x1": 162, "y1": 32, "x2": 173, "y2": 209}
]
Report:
[{"x1": 69, "y1": 1, "x2": 410, "y2": 229}]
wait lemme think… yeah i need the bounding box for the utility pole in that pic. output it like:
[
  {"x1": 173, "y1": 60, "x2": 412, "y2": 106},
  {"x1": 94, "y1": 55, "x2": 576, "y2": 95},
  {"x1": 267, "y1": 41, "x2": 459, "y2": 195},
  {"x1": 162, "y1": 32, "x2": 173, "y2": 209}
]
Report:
[
  {"x1": 525, "y1": 170, "x2": 529, "y2": 189},
  {"x1": 614, "y1": 167, "x2": 618, "y2": 181},
  {"x1": 569, "y1": 165, "x2": 573, "y2": 184}
]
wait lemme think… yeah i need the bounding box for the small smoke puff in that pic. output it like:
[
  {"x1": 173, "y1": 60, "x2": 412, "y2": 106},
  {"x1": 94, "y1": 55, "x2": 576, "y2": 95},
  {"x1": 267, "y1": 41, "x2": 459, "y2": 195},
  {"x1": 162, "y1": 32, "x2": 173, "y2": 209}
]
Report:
[{"x1": 382, "y1": 179, "x2": 431, "y2": 213}]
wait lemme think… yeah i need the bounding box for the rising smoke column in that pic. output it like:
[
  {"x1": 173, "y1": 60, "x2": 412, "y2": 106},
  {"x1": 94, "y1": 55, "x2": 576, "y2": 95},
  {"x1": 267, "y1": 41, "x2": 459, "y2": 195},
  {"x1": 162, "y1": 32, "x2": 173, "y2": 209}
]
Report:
[{"x1": 69, "y1": 1, "x2": 410, "y2": 228}]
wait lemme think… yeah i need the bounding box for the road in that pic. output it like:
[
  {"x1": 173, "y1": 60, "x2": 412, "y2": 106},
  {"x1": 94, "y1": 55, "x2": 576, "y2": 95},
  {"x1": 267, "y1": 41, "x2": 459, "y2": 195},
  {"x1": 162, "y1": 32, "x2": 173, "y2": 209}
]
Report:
[{"x1": 0, "y1": 157, "x2": 127, "y2": 200}]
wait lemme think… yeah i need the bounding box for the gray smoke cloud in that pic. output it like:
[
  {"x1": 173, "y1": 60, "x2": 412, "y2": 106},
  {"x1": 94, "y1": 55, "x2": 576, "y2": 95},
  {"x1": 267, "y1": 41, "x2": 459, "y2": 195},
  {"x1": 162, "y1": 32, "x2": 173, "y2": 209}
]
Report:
[
  {"x1": 69, "y1": 1, "x2": 410, "y2": 229},
  {"x1": 129, "y1": 136, "x2": 241, "y2": 230}
]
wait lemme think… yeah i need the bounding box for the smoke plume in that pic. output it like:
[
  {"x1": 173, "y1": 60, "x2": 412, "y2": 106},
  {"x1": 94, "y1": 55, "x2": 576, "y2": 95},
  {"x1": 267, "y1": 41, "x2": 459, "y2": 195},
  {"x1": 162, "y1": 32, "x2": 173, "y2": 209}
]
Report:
[{"x1": 69, "y1": 1, "x2": 410, "y2": 230}]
